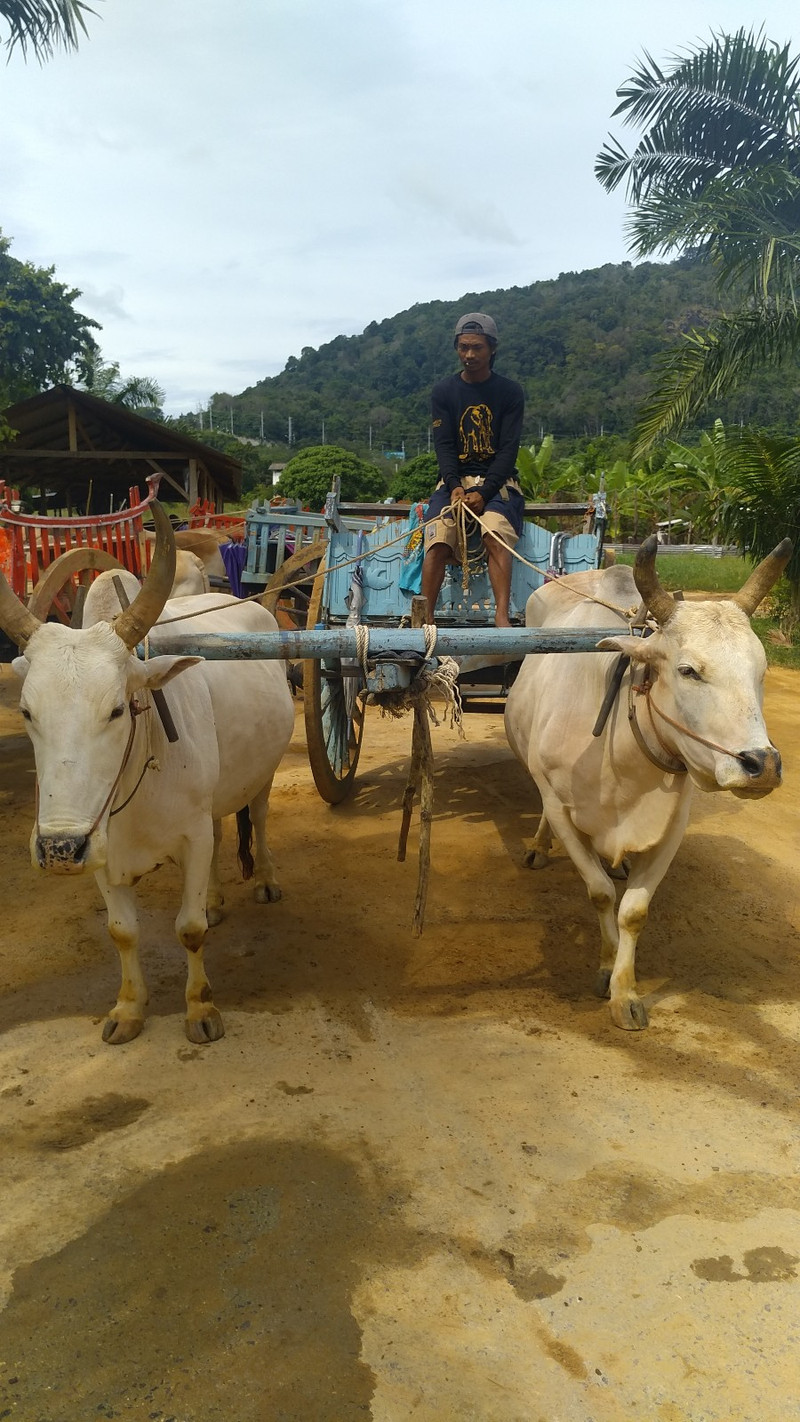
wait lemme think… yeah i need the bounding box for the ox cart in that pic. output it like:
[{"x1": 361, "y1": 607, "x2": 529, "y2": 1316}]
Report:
[
  {"x1": 1, "y1": 476, "x2": 608, "y2": 813},
  {"x1": 196, "y1": 485, "x2": 609, "y2": 803}
]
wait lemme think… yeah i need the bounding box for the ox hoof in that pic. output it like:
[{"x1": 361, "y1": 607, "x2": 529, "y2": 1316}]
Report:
[
  {"x1": 610, "y1": 997, "x2": 649, "y2": 1031},
  {"x1": 594, "y1": 968, "x2": 612, "y2": 999},
  {"x1": 102, "y1": 1016, "x2": 145, "y2": 1045},
  {"x1": 185, "y1": 1009, "x2": 225, "y2": 1044},
  {"x1": 206, "y1": 904, "x2": 224, "y2": 927},
  {"x1": 255, "y1": 883, "x2": 281, "y2": 904},
  {"x1": 522, "y1": 850, "x2": 549, "y2": 870}
]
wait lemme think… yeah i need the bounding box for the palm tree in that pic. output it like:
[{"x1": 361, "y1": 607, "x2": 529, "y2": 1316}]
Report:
[
  {"x1": 1, "y1": 0, "x2": 96, "y2": 59},
  {"x1": 80, "y1": 354, "x2": 165, "y2": 415},
  {"x1": 716, "y1": 429, "x2": 800, "y2": 622},
  {"x1": 596, "y1": 28, "x2": 800, "y2": 455}
]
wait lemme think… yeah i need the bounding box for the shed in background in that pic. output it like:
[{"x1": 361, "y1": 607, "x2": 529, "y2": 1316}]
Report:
[{"x1": 0, "y1": 385, "x2": 242, "y2": 514}]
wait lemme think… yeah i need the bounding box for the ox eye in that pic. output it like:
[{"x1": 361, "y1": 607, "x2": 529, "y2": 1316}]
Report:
[
  {"x1": 678, "y1": 665, "x2": 702, "y2": 681},
  {"x1": 109, "y1": 704, "x2": 126, "y2": 720},
  {"x1": 20, "y1": 707, "x2": 31, "y2": 720}
]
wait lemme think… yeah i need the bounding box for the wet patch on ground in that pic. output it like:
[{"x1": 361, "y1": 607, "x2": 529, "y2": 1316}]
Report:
[{"x1": 691, "y1": 1245, "x2": 799, "y2": 1283}]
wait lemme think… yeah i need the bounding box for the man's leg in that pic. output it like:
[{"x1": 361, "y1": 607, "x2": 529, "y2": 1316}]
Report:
[
  {"x1": 422, "y1": 542, "x2": 451, "y2": 622},
  {"x1": 484, "y1": 534, "x2": 513, "y2": 626}
]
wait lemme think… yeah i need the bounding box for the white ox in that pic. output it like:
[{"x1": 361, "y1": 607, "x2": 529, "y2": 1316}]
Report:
[
  {"x1": 171, "y1": 549, "x2": 211, "y2": 597},
  {"x1": 144, "y1": 526, "x2": 245, "y2": 585},
  {"x1": 505, "y1": 536, "x2": 791, "y2": 1030},
  {"x1": 0, "y1": 504, "x2": 294, "y2": 1046}
]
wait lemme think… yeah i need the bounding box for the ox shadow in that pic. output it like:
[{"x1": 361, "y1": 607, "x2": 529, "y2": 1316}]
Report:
[{"x1": 0, "y1": 1137, "x2": 428, "y2": 1421}]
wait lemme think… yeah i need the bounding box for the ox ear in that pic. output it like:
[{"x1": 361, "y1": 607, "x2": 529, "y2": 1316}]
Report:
[
  {"x1": 129, "y1": 655, "x2": 203, "y2": 691},
  {"x1": 11, "y1": 655, "x2": 30, "y2": 682},
  {"x1": 597, "y1": 635, "x2": 663, "y2": 664}
]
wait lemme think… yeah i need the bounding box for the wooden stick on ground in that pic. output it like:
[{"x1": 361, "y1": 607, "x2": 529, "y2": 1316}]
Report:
[{"x1": 394, "y1": 596, "x2": 436, "y2": 936}]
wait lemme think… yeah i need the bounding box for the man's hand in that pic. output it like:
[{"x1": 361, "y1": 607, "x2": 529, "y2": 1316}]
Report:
[
  {"x1": 463, "y1": 489, "x2": 486, "y2": 514},
  {"x1": 450, "y1": 485, "x2": 466, "y2": 504}
]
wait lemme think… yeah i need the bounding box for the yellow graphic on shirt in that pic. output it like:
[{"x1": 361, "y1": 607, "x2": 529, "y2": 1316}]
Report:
[{"x1": 458, "y1": 404, "x2": 494, "y2": 462}]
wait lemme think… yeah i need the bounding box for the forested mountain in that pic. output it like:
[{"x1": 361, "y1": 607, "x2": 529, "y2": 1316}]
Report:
[{"x1": 191, "y1": 258, "x2": 800, "y2": 456}]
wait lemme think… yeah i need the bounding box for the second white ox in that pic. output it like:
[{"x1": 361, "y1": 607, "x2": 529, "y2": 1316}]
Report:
[
  {"x1": 505, "y1": 535, "x2": 791, "y2": 1030},
  {"x1": 0, "y1": 504, "x2": 294, "y2": 1045}
]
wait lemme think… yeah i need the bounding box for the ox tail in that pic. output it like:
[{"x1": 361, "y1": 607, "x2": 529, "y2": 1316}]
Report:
[{"x1": 236, "y1": 807, "x2": 255, "y2": 881}]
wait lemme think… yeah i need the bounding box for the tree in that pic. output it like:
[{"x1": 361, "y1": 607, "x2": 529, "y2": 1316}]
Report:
[
  {"x1": 387, "y1": 452, "x2": 438, "y2": 502},
  {"x1": 1, "y1": 0, "x2": 97, "y2": 59},
  {"x1": 0, "y1": 230, "x2": 99, "y2": 407},
  {"x1": 276, "y1": 446, "x2": 387, "y2": 509},
  {"x1": 81, "y1": 353, "x2": 165, "y2": 417},
  {"x1": 714, "y1": 429, "x2": 800, "y2": 622},
  {"x1": 596, "y1": 28, "x2": 800, "y2": 454},
  {"x1": 656, "y1": 421, "x2": 735, "y2": 542}
]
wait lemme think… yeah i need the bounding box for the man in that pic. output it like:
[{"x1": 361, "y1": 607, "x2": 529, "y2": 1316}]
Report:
[{"x1": 421, "y1": 312, "x2": 525, "y2": 626}]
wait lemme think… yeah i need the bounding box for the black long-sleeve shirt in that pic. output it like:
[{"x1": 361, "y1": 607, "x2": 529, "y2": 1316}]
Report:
[{"x1": 431, "y1": 371, "x2": 524, "y2": 504}]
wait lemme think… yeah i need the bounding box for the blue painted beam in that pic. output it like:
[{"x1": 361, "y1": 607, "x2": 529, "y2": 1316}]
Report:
[{"x1": 147, "y1": 626, "x2": 622, "y2": 661}]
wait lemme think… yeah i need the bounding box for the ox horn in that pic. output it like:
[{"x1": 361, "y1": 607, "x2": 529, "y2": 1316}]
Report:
[
  {"x1": 113, "y1": 501, "x2": 176, "y2": 649},
  {"x1": 633, "y1": 535, "x2": 676, "y2": 625},
  {"x1": 0, "y1": 570, "x2": 42, "y2": 650},
  {"x1": 732, "y1": 538, "x2": 793, "y2": 617}
]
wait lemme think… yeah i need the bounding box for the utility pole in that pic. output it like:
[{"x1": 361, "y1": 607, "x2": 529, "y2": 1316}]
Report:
[
  {"x1": 209, "y1": 403, "x2": 214, "y2": 431},
  {"x1": 368, "y1": 425, "x2": 372, "y2": 451},
  {"x1": 288, "y1": 415, "x2": 293, "y2": 446},
  {"x1": 229, "y1": 407, "x2": 234, "y2": 435},
  {"x1": 260, "y1": 410, "x2": 265, "y2": 441},
  {"x1": 321, "y1": 418, "x2": 326, "y2": 445}
]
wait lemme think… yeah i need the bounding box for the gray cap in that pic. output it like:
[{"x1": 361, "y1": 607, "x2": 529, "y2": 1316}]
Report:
[{"x1": 453, "y1": 312, "x2": 498, "y2": 342}]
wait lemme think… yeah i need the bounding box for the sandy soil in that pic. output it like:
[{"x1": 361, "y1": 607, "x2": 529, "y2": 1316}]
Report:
[{"x1": 0, "y1": 659, "x2": 799, "y2": 1421}]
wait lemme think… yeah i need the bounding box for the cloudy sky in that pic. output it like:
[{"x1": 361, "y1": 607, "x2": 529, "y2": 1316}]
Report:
[{"x1": 2, "y1": 0, "x2": 798, "y2": 415}]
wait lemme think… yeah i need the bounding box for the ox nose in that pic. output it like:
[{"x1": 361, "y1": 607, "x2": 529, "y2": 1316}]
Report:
[
  {"x1": 35, "y1": 834, "x2": 90, "y2": 873},
  {"x1": 738, "y1": 746, "x2": 782, "y2": 783}
]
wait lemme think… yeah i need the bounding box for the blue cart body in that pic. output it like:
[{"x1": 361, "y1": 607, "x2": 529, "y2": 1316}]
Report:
[{"x1": 322, "y1": 516, "x2": 601, "y2": 625}]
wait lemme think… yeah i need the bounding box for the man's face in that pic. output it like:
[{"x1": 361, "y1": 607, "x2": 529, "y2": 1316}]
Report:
[{"x1": 456, "y1": 333, "x2": 493, "y2": 379}]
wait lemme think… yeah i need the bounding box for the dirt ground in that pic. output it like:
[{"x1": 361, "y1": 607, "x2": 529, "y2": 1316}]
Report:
[{"x1": 0, "y1": 658, "x2": 799, "y2": 1422}]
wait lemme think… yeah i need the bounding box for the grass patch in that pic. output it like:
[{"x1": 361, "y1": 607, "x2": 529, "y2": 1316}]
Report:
[
  {"x1": 615, "y1": 553, "x2": 800, "y2": 671},
  {"x1": 615, "y1": 552, "x2": 749, "y2": 592}
]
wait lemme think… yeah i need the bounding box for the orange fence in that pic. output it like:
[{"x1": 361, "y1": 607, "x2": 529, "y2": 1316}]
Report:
[
  {"x1": 188, "y1": 499, "x2": 245, "y2": 539},
  {"x1": 0, "y1": 476, "x2": 160, "y2": 602}
]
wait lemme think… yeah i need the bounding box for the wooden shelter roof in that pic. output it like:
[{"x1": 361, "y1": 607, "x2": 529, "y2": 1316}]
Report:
[{"x1": 0, "y1": 385, "x2": 242, "y2": 511}]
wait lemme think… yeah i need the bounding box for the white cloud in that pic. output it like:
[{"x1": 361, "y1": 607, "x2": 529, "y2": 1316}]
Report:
[{"x1": 1, "y1": 0, "x2": 797, "y2": 412}]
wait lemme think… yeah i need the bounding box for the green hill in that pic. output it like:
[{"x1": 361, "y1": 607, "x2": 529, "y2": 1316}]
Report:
[{"x1": 193, "y1": 258, "x2": 800, "y2": 457}]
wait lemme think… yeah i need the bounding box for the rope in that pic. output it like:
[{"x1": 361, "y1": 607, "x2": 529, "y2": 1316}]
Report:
[
  {"x1": 354, "y1": 623, "x2": 370, "y2": 678},
  {"x1": 155, "y1": 520, "x2": 418, "y2": 627},
  {"x1": 150, "y1": 503, "x2": 635, "y2": 630},
  {"x1": 634, "y1": 672, "x2": 752, "y2": 766},
  {"x1": 369, "y1": 631, "x2": 464, "y2": 738},
  {"x1": 459, "y1": 502, "x2": 638, "y2": 621}
]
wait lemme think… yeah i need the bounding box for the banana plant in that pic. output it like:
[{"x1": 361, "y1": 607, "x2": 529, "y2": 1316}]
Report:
[{"x1": 516, "y1": 437, "x2": 582, "y2": 499}]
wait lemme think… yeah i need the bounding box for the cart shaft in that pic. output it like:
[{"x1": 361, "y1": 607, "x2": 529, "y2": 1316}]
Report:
[{"x1": 147, "y1": 626, "x2": 621, "y2": 661}]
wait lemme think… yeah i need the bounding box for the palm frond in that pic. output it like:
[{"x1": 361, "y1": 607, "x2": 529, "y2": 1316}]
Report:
[
  {"x1": 631, "y1": 308, "x2": 800, "y2": 458},
  {"x1": 597, "y1": 29, "x2": 800, "y2": 210},
  {"x1": 715, "y1": 427, "x2": 800, "y2": 579},
  {"x1": 1, "y1": 0, "x2": 97, "y2": 59}
]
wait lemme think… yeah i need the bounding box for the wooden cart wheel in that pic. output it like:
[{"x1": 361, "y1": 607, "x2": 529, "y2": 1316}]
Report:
[
  {"x1": 303, "y1": 559, "x2": 366, "y2": 804},
  {"x1": 27, "y1": 547, "x2": 126, "y2": 626},
  {"x1": 262, "y1": 536, "x2": 326, "y2": 631}
]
